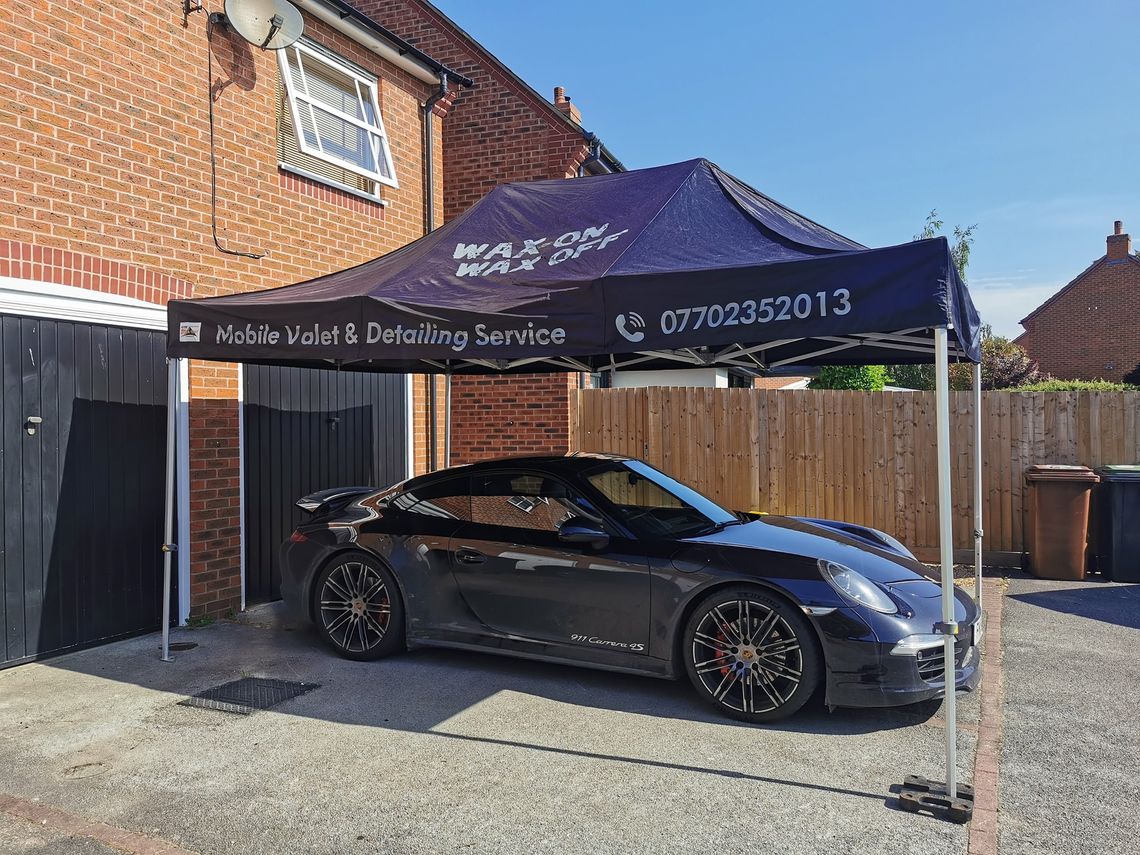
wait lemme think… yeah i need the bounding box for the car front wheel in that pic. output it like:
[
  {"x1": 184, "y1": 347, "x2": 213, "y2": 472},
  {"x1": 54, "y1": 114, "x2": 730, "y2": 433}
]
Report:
[
  {"x1": 682, "y1": 588, "x2": 820, "y2": 723},
  {"x1": 313, "y1": 553, "x2": 404, "y2": 662}
]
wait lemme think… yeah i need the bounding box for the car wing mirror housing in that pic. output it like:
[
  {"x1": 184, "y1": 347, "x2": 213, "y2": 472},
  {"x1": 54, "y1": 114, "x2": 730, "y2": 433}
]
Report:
[{"x1": 558, "y1": 521, "x2": 610, "y2": 550}]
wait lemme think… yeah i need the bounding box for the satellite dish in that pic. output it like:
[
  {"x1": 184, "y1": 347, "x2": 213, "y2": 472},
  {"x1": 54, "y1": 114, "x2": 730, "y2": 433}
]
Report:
[{"x1": 223, "y1": 0, "x2": 304, "y2": 50}]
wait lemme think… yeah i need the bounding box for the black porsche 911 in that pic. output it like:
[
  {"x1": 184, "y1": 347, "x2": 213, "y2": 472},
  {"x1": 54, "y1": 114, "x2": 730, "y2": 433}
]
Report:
[{"x1": 280, "y1": 453, "x2": 980, "y2": 723}]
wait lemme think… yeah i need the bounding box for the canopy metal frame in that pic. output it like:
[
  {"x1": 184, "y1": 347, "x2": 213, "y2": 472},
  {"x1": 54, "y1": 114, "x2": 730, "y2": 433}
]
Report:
[{"x1": 160, "y1": 325, "x2": 982, "y2": 807}]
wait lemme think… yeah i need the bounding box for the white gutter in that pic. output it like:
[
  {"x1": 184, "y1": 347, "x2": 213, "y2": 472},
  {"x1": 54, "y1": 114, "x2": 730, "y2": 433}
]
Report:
[{"x1": 294, "y1": 0, "x2": 442, "y2": 86}]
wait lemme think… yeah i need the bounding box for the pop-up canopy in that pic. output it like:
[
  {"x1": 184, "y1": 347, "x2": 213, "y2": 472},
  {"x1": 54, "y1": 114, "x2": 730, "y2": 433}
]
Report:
[
  {"x1": 168, "y1": 159, "x2": 980, "y2": 374},
  {"x1": 164, "y1": 158, "x2": 984, "y2": 813}
]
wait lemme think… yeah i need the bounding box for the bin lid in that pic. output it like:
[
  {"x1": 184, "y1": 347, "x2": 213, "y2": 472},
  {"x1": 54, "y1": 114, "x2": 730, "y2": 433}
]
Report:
[
  {"x1": 1094, "y1": 464, "x2": 1140, "y2": 481},
  {"x1": 1025, "y1": 464, "x2": 1100, "y2": 483}
]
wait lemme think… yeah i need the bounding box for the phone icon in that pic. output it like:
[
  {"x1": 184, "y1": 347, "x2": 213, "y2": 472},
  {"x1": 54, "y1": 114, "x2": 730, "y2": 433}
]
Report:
[{"x1": 615, "y1": 312, "x2": 646, "y2": 343}]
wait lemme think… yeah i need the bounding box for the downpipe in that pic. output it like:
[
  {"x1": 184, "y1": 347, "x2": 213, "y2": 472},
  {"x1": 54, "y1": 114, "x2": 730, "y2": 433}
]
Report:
[{"x1": 422, "y1": 73, "x2": 448, "y2": 471}]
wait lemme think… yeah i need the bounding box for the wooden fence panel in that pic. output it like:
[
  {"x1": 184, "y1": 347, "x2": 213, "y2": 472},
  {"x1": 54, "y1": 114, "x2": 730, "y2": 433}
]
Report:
[{"x1": 573, "y1": 388, "x2": 1140, "y2": 561}]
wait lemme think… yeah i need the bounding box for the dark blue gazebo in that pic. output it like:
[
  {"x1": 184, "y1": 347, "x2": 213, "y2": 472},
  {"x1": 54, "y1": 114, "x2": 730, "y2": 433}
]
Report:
[{"x1": 165, "y1": 158, "x2": 985, "y2": 809}]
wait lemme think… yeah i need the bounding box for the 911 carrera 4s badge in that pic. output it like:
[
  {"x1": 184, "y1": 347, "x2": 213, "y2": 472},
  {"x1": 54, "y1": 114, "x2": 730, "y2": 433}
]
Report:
[{"x1": 570, "y1": 634, "x2": 645, "y2": 652}]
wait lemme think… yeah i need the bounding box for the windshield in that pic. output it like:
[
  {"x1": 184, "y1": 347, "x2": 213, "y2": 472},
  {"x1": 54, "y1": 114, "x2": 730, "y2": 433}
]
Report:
[{"x1": 585, "y1": 459, "x2": 737, "y2": 539}]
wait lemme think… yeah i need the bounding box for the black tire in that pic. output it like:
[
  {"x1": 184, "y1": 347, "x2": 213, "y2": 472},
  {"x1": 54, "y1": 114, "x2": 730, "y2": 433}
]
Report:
[
  {"x1": 312, "y1": 552, "x2": 404, "y2": 662},
  {"x1": 681, "y1": 587, "x2": 821, "y2": 723}
]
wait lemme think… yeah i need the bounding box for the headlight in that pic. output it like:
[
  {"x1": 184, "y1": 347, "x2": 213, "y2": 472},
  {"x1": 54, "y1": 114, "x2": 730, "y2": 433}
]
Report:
[{"x1": 818, "y1": 560, "x2": 897, "y2": 614}]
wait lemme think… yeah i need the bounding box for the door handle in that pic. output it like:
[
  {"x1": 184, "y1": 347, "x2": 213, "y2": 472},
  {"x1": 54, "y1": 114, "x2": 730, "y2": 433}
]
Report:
[{"x1": 455, "y1": 548, "x2": 486, "y2": 565}]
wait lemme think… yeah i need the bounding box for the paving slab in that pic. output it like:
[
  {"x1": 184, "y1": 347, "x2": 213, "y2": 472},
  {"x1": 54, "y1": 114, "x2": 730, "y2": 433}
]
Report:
[
  {"x1": 0, "y1": 603, "x2": 980, "y2": 855},
  {"x1": 0, "y1": 810, "x2": 121, "y2": 855},
  {"x1": 999, "y1": 574, "x2": 1140, "y2": 855}
]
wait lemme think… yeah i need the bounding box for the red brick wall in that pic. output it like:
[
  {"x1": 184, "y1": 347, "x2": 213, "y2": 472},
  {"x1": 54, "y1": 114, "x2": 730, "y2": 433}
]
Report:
[
  {"x1": 1017, "y1": 255, "x2": 1140, "y2": 382},
  {"x1": 356, "y1": 1, "x2": 593, "y2": 219},
  {"x1": 449, "y1": 373, "x2": 578, "y2": 463},
  {"x1": 0, "y1": 0, "x2": 444, "y2": 616},
  {"x1": 359, "y1": 0, "x2": 594, "y2": 466}
]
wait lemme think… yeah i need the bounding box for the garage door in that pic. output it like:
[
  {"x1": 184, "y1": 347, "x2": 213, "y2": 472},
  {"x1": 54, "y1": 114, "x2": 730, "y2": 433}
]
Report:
[
  {"x1": 243, "y1": 365, "x2": 407, "y2": 604},
  {"x1": 1, "y1": 314, "x2": 169, "y2": 667}
]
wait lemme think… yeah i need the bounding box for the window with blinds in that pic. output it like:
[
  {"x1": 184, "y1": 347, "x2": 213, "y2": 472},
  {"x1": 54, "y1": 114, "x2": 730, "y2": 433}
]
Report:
[{"x1": 276, "y1": 39, "x2": 397, "y2": 199}]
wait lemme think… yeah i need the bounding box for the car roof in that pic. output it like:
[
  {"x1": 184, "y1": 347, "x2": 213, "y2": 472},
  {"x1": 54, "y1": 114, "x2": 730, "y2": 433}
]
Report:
[{"x1": 402, "y1": 452, "x2": 632, "y2": 489}]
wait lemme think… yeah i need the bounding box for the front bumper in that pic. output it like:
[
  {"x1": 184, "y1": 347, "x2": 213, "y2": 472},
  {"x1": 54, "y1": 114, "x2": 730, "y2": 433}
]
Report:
[{"x1": 826, "y1": 622, "x2": 983, "y2": 709}]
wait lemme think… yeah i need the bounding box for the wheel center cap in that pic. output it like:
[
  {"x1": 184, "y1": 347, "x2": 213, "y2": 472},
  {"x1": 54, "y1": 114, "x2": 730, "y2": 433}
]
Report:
[
  {"x1": 351, "y1": 598, "x2": 365, "y2": 616},
  {"x1": 740, "y1": 647, "x2": 754, "y2": 661}
]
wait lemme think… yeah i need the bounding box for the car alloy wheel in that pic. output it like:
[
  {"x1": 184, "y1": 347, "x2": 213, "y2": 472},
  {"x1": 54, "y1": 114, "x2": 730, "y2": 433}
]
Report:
[
  {"x1": 683, "y1": 589, "x2": 820, "y2": 722},
  {"x1": 314, "y1": 554, "x2": 403, "y2": 661}
]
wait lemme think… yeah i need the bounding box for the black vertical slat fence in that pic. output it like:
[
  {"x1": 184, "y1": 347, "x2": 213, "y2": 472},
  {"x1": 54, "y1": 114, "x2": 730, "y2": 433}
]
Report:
[
  {"x1": 0, "y1": 315, "x2": 168, "y2": 667},
  {"x1": 242, "y1": 365, "x2": 407, "y2": 604}
]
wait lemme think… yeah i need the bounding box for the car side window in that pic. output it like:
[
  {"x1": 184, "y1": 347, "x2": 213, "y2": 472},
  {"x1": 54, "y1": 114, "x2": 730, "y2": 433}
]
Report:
[
  {"x1": 469, "y1": 472, "x2": 604, "y2": 533},
  {"x1": 389, "y1": 476, "x2": 472, "y2": 521}
]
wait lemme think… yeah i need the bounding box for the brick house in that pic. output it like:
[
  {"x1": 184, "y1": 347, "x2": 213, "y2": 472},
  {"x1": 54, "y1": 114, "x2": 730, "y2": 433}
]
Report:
[
  {"x1": 1016, "y1": 221, "x2": 1140, "y2": 382},
  {"x1": 0, "y1": 0, "x2": 619, "y2": 665}
]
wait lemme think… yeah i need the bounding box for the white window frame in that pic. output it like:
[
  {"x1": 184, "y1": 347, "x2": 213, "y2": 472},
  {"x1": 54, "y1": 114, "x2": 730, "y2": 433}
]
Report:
[{"x1": 277, "y1": 39, "x2": 399, "y2": 190}]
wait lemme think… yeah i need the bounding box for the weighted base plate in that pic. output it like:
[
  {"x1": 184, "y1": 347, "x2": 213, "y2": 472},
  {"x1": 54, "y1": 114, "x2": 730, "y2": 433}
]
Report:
[{"x1": 897, "y1": 775, "x2": 974, "y2": 823}]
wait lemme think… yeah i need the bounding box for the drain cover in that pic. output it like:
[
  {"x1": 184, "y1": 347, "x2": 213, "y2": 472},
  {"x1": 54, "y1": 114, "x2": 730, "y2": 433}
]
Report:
[{"x1": 179, "y1": 677, "x2": 318, "y2": 715}]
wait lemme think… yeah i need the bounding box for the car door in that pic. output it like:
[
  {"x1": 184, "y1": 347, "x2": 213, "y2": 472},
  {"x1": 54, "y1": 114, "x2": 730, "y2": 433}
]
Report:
[{"x1": 449, "y1": 469, "x2": 650, "y2": 653}]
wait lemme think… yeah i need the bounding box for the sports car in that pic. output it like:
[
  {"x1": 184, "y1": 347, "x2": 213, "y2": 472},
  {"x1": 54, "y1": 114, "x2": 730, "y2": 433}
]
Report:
[{"x1": 280, "y1": 453, "x2": 980, "y2": 723}]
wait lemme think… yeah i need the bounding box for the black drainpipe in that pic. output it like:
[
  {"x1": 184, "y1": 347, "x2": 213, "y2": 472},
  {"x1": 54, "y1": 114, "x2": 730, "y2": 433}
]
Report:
[{"x1": 423, "y1": 73, "x2": 448, "y2": 471}]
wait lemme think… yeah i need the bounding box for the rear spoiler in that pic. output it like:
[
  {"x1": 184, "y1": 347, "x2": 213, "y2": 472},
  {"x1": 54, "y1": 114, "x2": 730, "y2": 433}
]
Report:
[{"x1": 296, "y1": 486, "x2": 375, "y2": 515}]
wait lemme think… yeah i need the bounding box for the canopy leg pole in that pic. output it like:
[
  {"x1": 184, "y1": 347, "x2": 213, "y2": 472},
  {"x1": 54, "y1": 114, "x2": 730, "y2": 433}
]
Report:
[
  {"x1": 428, "y1": 376, "x2": 438, "y2": 472},
  {"x1": 900, "y1": 328, "x2": 972, "y2": 821},
  {"x1": 973, "y1": 363, "x2": 983, "y2": 609},
  {"x1": 936, "y1": 328, "x2": 958, "y2": 799},
  {"x1": 444, "y1": 372, "x2": 452, "y2": 468},
  {"x1": 160, "y1": 357, "x2": 179, "y2": 662}
]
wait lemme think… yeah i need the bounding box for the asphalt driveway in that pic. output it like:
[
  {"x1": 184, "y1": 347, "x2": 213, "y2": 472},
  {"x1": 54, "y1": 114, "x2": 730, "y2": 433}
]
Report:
[
  {"x1": 0, "y1": 602, "x2": 979, "y2": 855},
  {"x1": 998, "y1": 575, "x2": 1140, "y2": 855}
]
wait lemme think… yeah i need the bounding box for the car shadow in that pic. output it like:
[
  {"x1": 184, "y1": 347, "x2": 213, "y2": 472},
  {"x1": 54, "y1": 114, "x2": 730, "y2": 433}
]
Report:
[
  {"x1": 32, "y1": 600, "x2": 948, "y2": 740},
  {"x1": 1007, "y1": 578, "x2": 1140, "y2": 631},
  {"x1": 378, "y1": 643, "x2": 947, "y2": 736}
]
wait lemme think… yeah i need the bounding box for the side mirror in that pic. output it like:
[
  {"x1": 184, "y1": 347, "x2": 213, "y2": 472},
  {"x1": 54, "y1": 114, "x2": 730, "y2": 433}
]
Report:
[{"x1": 558, "y1": 520, "x2": 610, "y2": 550}]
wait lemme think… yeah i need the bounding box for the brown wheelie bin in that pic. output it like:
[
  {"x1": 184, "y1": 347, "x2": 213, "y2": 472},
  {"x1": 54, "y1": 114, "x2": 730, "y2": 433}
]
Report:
[{"x1": 1024, "y1": 465, "x2": 1099, "y2": 580}]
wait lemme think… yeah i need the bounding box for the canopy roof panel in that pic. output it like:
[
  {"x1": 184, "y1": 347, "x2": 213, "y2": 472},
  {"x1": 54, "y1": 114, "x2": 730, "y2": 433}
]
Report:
[{"x1": 168, "y1": 159, "x2": 981, "y2": 373}]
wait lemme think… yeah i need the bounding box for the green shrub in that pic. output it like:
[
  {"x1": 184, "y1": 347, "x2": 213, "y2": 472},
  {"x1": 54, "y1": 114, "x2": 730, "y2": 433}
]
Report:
[
  {"x1": 809, "y1": 365, "x2": 890, "y2": 391},
  {"x1": 1005, "y1": 379, "x2": 1138, "y2": 392}
]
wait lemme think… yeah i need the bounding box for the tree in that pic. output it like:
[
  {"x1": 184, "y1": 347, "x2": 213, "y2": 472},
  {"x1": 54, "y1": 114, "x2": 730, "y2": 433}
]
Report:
[
  {"x1": 887, "y1": 211, "x2": 979, "y2": 389},
  {"x1": 914, "y1": 210, "x2": 977, "y2": 279},
  {"x1": 888, "y1": 326, "x2": 1041, "y2": 391},
  {"x1": 809, "y1": 365, "x2": 890, "y2": 391},
  {"x1": 975, "y1": 327, "x2": 1040, "y2": 388}
]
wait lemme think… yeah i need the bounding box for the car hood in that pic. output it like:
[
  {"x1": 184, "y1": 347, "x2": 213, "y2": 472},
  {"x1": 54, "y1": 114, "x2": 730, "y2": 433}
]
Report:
[{"x1": 690, "y1": 514, "x2": 937, "y2": 586}]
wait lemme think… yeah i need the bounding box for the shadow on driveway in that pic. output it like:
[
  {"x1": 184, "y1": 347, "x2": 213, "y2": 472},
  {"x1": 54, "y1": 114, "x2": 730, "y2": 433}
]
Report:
[
  {"x1": 1007, "y1": 578, "x2": 1140, "y2": 631},
  {"x1": 36, "y1": 601, "x2": 943, "y2": 739}
]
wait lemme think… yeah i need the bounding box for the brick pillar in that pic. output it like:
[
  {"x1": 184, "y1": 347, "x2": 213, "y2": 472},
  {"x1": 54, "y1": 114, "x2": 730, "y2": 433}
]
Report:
[{"x1": 187, "y1": 361, "x2": 241, "y2": 617}]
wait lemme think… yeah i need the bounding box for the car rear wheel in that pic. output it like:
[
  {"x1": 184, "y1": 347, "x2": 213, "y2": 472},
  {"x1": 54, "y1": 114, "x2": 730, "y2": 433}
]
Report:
[
  {"x1": 313, "y1": 553, "x2": 404, "y2": 662},
  {"x1": 682, "y1": 588, "x2": 820, "y2": 723}
]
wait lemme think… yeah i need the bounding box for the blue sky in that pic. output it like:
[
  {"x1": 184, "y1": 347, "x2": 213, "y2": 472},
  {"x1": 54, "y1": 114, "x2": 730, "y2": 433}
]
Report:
[{"x1": 438, "y1": 0, "x2": 1137, "y2": 337}]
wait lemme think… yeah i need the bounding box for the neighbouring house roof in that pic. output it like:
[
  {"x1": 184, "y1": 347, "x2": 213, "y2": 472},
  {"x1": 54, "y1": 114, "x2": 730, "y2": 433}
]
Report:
[{"x1": 1019, "y1": 253, "x2": 1140, "y2": 327}]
